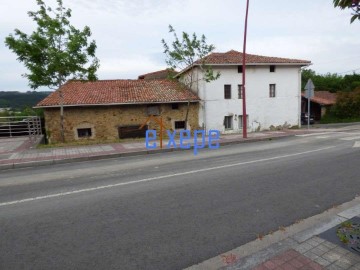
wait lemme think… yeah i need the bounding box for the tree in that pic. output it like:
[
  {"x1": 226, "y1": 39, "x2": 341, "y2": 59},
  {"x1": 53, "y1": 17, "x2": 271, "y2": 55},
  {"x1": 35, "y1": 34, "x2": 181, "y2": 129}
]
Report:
[
  {"x1": 300, "y1": 68, "x2": 360, "y2": 92},
  {"x1": 5, "y1": 0, "x2": 99, "y2": 142},
  {"x1": 162, "y1": 25, "x2": 220, "y2": 125},
  {"x1": 301, "y1": 69, "x2": 344, "y2": 92},
  {"x1": 334, "y1": 0, "x2": 360, "y2": 23},
  {"x1": 301, "y1": 69, "x2": 316, "y2": 90}
]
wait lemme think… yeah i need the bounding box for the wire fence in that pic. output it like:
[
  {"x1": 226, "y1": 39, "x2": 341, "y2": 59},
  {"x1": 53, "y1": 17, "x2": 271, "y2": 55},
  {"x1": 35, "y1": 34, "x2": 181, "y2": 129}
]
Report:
[{"x1": 0, "y1": 116, "x2": 42, "y2": 140}]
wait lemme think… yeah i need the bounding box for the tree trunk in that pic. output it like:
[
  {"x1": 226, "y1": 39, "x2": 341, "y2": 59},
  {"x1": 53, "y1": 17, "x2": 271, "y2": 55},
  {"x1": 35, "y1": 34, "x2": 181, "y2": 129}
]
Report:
[
  {"x1": 57, "y1": 73, "x2": 65, "y2": 143},
  {"x1": 59, "y1": 88, "x2": 65, "y2": 143},
  {"x1": 184, "y1": 101, "x2": 190, "y2": 128}
]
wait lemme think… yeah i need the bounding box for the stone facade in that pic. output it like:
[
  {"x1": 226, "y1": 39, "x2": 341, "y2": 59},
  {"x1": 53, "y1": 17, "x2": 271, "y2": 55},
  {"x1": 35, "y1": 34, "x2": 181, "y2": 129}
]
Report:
[{"x1": 44, "y1": 103, "x2": 199, "y2": 143}]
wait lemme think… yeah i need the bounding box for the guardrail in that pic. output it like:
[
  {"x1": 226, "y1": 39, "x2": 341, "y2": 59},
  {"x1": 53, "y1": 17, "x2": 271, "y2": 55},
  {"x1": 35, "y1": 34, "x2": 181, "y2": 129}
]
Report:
[{"x1": 0, "y1": 116, "x2": 42, "y2": 139}]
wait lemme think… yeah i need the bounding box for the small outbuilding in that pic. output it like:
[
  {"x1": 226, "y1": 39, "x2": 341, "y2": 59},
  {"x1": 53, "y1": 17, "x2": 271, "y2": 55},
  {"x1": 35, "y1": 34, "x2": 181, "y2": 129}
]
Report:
[{"x1": 301, "y1": 91, "x2": 337, "y2": 121}]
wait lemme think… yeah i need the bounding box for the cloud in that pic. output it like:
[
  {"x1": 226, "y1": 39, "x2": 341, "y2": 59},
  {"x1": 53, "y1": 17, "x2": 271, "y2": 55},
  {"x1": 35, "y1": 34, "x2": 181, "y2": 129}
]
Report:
[
  {"x1": 1, "y1": 0, "x2": 359, "y2": 92},
  {"x1": 99, "y1": 54, "x2": 166, "y2": 79}
]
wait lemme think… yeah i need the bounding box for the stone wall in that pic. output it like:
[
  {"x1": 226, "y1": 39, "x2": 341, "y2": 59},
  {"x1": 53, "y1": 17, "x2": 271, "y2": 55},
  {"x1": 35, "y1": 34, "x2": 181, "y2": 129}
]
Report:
[{"x1": 44, "y1": 103, "x2": 199, "y2": 143}]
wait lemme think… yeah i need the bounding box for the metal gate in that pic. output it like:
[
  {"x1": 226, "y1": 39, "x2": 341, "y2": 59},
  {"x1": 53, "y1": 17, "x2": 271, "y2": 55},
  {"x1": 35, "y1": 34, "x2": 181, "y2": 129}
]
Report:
[{"x1": 0, "y1": 116, "x2": 42, "y2": 140}]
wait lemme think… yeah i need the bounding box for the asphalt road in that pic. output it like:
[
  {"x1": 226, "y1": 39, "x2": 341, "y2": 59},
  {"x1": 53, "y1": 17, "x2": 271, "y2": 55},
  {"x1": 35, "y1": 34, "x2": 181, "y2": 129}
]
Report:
[{"x1": 1, "y1": 126, "x2": 360, "y2": 270}]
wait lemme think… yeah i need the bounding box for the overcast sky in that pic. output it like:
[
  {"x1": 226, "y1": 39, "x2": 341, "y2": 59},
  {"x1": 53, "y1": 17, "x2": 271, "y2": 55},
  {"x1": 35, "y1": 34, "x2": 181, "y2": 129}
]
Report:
[{"x1": 0, "y1": 0, "x2": 359, "y2": 92}]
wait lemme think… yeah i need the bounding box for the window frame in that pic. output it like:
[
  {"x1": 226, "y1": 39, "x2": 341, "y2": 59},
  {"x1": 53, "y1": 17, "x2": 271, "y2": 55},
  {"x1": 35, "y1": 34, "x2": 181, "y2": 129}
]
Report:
[
  {"x1": 269, "y1": 84, "x2": 276, "y2": 98},
  {"x1": 238, "y1": 65, "x2": 243, "y2": 73},
  {"x1": 238, "y1": 84, "x2": 243, "y2": 99},
  {"x1": 147, "y1": 105, "x2": 160, "y2": 116},
  {"x1": 270, "y1": 65, "x2": 276, "y2": 72},
  {"x1": 224, "y1": 85, "x2": 232, "y2": 99},
  {"x1": 77, "y1": 128, "x2": 92, "y2": 138},
  {"x1": 224, "y1": 116, "x2": 233, "y2": 130},
  {"x1": 239, "y1": 115, "x2": 249, "y2": 129},
  {"x1": 174, "y1": 121, "x2": 186, "y2": 130},
  {"x1": 171, "y1": 103, "x2": 179, "y2": 110}
]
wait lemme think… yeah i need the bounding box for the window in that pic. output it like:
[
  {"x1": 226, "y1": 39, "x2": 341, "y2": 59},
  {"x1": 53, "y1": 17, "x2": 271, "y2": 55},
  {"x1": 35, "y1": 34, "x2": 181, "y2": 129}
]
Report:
[
  {"x1": 269, "y1": 84, "x2": 276, "y2": 98},
  {"x1": 270, "y1": 65, "x2": 276, "y2": 72},
  {"x1": 174, "y1": 121, "x2": 186, "y2": 129},
  {"x1": 224, "y1": 116, "x2": 233, "y2": 130},
  {"x1": 147, "y1": 105, "x2": 160, "y2": 116},
  {"x1": 238, "y1": 65, "x2": 243, "y2": 73},
  {"x1": 238, "y1": 85, "x2": 243, "y2": 99},
  {"x1": 171, "y1": 103, "x2": 179, "y2": 110},
  {"x1": 239, "y1": 115, "x2": 249, "y2": 129},
  {"x1": 77, "y1": 128, "x2": 92, "y2": 138},
  {"x1": 224, "y1": 85, "x2": 231, "y2": 99}
]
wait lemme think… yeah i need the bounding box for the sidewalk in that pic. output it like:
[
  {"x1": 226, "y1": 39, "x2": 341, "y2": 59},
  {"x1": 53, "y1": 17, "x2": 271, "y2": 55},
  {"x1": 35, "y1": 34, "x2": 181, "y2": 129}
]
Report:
[
  {"x1": 0, "y1": 128, "x2": 333, "y2": 170},
  {"x1": 187, "y1": 197, "x2": 360, "y2": 270}
]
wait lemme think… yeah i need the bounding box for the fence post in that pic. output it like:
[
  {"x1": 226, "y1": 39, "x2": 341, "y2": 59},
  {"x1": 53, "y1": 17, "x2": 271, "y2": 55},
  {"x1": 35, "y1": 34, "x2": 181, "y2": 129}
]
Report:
[
  {"x1": 38, "y1": 117, "x2": 42, "y2": 135},
  {"x1": 9, "y1": 117, "x2": 12, "y2": 138},
  {"x1": 27, "y1": 117, "x2": 32, "y2": 141}
]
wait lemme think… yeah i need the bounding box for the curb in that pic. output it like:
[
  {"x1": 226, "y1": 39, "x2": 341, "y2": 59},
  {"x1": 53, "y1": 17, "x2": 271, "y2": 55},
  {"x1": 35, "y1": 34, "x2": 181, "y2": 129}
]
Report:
[
  {"x1": 185, "y1": 197, "x2": 360, "y2": 270},
  {"x1": 0, "y1": 133, "x2": 295, "y2": 171}
]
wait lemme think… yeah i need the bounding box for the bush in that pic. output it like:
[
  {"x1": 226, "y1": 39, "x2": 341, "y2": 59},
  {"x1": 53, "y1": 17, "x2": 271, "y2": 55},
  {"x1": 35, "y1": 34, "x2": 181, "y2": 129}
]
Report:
[{"x1": 331, "y1": 88, "x2": 360, "y2": 119}]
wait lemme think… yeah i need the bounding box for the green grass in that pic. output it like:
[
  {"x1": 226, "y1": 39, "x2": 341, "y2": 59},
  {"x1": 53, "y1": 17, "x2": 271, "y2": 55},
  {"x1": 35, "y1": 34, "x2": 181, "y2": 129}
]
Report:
[{"x1": 319, "y1": 115, "x2": 360, "y2": 124}]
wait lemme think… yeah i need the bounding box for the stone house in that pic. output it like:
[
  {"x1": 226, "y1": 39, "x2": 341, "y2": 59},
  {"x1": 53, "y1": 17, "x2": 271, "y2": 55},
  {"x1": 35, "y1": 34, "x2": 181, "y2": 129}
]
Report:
[
  {"x1": 177, "y1": 50, "x2": 311, "y2": 133},
  {"x1": 36, "y1": 79, "x2": 200, "y2": 143}
]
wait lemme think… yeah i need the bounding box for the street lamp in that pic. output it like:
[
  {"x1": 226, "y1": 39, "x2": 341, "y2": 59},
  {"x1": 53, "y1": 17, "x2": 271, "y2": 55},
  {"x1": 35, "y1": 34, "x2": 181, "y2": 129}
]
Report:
[{"x1": 242, "y1": 0, "x2": 250, "y2": 138}]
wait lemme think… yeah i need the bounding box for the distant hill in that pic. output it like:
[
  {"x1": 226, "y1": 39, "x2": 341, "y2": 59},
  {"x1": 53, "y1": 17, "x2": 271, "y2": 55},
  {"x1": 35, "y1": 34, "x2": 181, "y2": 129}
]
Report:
[{"x1": 0, "y1": 91, "x2": 52, "y2": 110}]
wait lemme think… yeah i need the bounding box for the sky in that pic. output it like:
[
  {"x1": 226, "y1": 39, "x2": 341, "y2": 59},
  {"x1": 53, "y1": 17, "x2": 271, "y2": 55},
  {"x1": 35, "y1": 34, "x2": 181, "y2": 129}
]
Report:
[{"x1": 0, "y1": 0, "x2": 359, "y2": 92}]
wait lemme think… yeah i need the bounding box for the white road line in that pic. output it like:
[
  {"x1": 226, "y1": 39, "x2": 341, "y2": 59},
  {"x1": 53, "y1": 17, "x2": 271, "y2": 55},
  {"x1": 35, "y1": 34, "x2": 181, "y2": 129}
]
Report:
[
  {"x1": 295, "y1": 131, "x2": 357, "y2": 137},
  {"x1": 0, "y1": 146, "x2": 336, "y2": 208},
  {"x1": 296, "y1": 132, "x2": 342, "y2": 137},
  {"x1": 353, "y1": 141, "x2": 360, "y2": 148},
  {"x1": 340, "y1": 136, "x2": 360, "y2": 141}
]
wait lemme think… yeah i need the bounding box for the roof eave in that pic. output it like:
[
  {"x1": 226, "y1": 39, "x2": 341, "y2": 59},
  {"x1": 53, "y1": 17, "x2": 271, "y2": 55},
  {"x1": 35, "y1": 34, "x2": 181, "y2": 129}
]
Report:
[
  {"x1": 175, "y1": 62, "x2": 311, "y2": 77},
  {"x1": 198, "y1": 62, "x2": 311, "y2": 66},
  {"x1": 34, "y1": 100, "x2": 200, "y2": 109}
]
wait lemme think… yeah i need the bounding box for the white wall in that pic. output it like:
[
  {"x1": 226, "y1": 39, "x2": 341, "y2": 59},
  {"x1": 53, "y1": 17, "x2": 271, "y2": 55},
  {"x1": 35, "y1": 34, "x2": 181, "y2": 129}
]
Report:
[{"x1": 183, "y1": 65, "x2": 302, "y2": 133}]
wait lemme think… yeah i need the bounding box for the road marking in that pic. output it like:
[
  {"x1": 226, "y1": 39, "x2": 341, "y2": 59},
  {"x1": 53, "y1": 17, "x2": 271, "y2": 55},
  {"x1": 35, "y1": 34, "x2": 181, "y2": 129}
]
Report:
[
  {"x1": 296, "y1": 131, "x2": 353, "y2": 137},
  {"x1": 0, "y1": 146, "x2": 336, "y2": 208},
  {"x1": 353, "y1": 141, "x2": 360, "y2": 148},
  {"x1": 296, "y1": 132, "x2": 337, "y2": 137},
  {"x1": 316, "y1": 136, "x2": 330, "y2": 139},
  {"x1": 340, "y1": 136, "x2": 360, "y2": 141}
]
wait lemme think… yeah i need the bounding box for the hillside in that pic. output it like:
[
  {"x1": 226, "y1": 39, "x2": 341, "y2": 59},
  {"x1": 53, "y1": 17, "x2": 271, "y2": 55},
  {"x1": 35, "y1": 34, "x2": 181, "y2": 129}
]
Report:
[{"x1": 0, "y1": 91, "x2": 52, "y2": 110}]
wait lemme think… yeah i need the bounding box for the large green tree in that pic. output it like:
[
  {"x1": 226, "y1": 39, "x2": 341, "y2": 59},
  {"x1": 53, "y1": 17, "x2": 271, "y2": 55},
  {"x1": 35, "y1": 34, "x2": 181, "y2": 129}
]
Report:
[
  {"x1": 5, "y1": 0, "x2": 99, "y2": 142},
  {"x1": 162, "y1": 25, "x2": 220, "y2": 125},
  {"x1": 301, "y1": 69, "x2": 360, "y2": 92},
  {"x1": 334, "y1": 0, "x2": 360, "y2": 23}
]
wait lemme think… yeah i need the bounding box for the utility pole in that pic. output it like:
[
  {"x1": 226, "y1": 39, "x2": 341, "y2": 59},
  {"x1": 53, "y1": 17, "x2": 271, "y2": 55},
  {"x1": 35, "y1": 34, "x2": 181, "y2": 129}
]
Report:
[
  {"x1": 242, "y1": 0, "x2": 250, "y2": 138},
  {"x1": 304, "y1": 79, "x2": 315, "y2": 129}
]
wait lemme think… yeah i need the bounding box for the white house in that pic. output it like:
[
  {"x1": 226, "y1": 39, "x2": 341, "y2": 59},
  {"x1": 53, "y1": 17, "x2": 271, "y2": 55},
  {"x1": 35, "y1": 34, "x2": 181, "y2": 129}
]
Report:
[{"x1": 178, "y1": 50, "x2": 311, "y2": 134}]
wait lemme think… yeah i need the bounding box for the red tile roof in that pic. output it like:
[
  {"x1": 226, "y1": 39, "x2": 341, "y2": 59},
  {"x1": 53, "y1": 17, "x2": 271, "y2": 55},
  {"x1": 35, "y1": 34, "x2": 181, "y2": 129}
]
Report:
[
  {"x1": 138, "y1": 69, "x2": 177, "y2": 80},
  {"x1": 301, "y1": 91, "x2": 337, "y2": 105},
  {"x1": 36, "y1": 79, "x2": 200, "y2": 107},
  {"x1": 196, "y1": 50, "x2": 311, "y2": 65}
]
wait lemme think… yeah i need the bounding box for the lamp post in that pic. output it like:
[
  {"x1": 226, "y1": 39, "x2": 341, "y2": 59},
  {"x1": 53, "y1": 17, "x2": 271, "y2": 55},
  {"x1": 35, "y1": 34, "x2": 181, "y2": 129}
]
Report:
[{"x1": 242, "y1": 0, "x2": 250, "y2": 138}]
